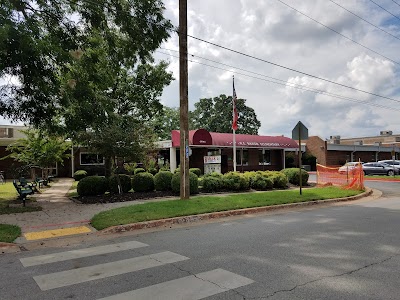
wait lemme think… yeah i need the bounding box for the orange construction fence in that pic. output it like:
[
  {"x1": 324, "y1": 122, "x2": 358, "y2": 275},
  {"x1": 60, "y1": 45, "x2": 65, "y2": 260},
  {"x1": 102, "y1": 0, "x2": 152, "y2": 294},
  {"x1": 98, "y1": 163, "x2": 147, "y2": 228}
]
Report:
[{"x1": 316, "y1": 163, "x2": 364, "y2": 190}]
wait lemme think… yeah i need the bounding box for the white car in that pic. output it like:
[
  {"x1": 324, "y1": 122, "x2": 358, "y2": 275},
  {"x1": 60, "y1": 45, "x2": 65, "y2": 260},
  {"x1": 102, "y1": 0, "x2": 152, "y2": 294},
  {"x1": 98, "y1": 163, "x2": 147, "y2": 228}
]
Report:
[{"x1": 338, "y1": 162, "x2": 363, "y2": 174}]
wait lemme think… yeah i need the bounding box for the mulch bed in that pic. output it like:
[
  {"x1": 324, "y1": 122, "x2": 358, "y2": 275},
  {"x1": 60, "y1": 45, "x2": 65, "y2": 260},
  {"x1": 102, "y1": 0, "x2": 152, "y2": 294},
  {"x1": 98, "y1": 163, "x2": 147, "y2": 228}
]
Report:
[{"x1": 73, "y1": 190, "x2": 177, "y2": 204}]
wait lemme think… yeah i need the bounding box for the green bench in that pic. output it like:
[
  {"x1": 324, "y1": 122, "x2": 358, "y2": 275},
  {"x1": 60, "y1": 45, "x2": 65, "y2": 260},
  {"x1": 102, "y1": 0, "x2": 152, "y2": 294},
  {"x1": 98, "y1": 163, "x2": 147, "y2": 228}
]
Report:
[{"x1": 13, "y1": 180, "x2": 34, "y2": 207}]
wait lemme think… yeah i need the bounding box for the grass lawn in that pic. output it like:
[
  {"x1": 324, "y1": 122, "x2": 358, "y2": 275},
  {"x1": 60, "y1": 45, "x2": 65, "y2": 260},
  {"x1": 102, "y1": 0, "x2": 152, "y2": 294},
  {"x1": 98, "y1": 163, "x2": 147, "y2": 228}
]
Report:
[
  {"x1": 67, "y1": 181, "x2": 79, "y2": 197},
  {"x1": 91, "y1": 186, "x2": 362, "y2": 230},
  {"x1": 0, "y1": 224, "x2": 21, "y2": 243},
  {"x1": 0, "y1": 182, "x2": 42, "y2": 214},
  {"x1": 364, "y1": 175, "x2": 400, "y2": 180}
]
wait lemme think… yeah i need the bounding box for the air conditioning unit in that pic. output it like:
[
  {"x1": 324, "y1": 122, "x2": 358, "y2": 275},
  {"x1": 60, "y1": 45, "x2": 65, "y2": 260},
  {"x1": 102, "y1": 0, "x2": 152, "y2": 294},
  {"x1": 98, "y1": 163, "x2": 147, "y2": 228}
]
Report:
[{"x1": 380, "y1": 130, "x2": 393, "y2": 136}]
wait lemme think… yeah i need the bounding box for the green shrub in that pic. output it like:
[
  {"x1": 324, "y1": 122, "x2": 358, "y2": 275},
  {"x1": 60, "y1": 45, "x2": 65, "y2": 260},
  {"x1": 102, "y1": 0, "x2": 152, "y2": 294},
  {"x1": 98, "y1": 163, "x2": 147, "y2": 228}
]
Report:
[
  {"x1": 108, "y1": 174, "x2": 132, "y2": 193},
  {"x1": 77, "y1": 176, "x2": 108, "y2": 196},
  {"x1": 243, "y1": 171, "x2": 256, "y2": 187},
  {"x1": 171, "y1": 172, "x2": 199, "y2": 194},
  {"x1": 282, "y1": 168, "x2": 309, "y2": 185},
  {"x1": 132, "y1": 172, "x2": 155, "y2": 192},
  {"x1": 134, "y1": 168, "x2": 145, "y2": 175},
  {"x1": 189, "y1": 168, "x2": 202, "y2": 177},
  {"x1": 222, "y1": 172, "x2": 249, "y2": 191},
  {"x1": 154, "y1": 171, "x2": 173, "y2": 191},
  {"x1": 202, "y1": 176, "x2": 224, "y2": 192},
  {"x1": 73, "y1": 170, "x2": 87, "y2": 181},
  {"x1": 251, "y1": 173, "x2": 273, "y2": 190},
  {"x1": 271, "y1": 172, "x2": 288, "y2": 188},
  {"x1": 147, "y1": 168, "x2": 158, "y2": 175}
]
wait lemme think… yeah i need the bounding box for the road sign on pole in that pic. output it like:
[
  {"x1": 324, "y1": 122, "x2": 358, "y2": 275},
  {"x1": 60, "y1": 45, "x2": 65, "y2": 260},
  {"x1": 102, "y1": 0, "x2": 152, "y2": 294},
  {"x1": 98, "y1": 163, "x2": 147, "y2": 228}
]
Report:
[
  {"x1": 292, "y1": 121, "x2": 309, "y2": 195},
  {"x1": 292, "y1": 121, "x2": 308, "y2": 140}
]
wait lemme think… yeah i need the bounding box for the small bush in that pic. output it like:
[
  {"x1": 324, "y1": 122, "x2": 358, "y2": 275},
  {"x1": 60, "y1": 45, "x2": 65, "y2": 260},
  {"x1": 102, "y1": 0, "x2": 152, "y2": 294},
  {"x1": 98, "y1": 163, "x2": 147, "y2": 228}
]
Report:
[
  {"x1": 108, "y1": 174, "x2": 132, "y2": 193},
  {"x1": 77, "y1": 176, "x2": 108, "y2": 196},
  {"x1": 73, "y1": 170, "x2": 87, "y2": 181},
  {"x1": 282, "y1": 168, "x2": 309, "y2": 185},
  {"x1": 202, "y1": 176, "x2": 224, "y2": 192},
  {"x1": 222, "y1": 172, "x2": 250, "y2": 191},
  {"x1": 271, "y1": 172, "x2": 288, "y2": 188},
  {"x1": 171, "y1": 172, "x2": 199, "y2": 194},
  {"x1": 189, "y1": 168, "x2": 202, "y2": 177},
  {"x1": 251, "y1": 173, "x2": 274, "y2": 190},
  {"x1": 132, "y1": 172, "x2": 155, "y2": 192},
  {"x1": 134, "y1": 168, "x2": 145, "y2": 175},
  {"x1": 147, "y1": 168, "x2": 158, "y2": 175},
  {"x1": 154, "y1": 171, "x2": 173, "y2": 191}
]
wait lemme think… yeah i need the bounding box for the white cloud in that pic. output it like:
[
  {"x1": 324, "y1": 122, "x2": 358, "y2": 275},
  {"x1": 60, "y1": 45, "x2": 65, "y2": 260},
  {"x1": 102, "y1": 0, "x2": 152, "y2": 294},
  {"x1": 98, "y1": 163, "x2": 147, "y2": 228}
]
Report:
[{"x1": 155, "y1": 0, "x2": 400, "y2": 139}]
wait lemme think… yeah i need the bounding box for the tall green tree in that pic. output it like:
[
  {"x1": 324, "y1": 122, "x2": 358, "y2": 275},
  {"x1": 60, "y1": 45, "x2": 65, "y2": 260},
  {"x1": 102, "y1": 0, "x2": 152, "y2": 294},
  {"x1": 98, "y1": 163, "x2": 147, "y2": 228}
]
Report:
[
  {"x1": 151, "y1": 106, "x2": 181, "y2": 140},
  {"x1": 191, "y1": 94, "x2": 261, "y2": 134},
  {"x1": 4, "y1": 129, "x2": 70, "y2": 177},
  {"x1": 0, "y1": 0, "x2": 172, "y2": 128}
]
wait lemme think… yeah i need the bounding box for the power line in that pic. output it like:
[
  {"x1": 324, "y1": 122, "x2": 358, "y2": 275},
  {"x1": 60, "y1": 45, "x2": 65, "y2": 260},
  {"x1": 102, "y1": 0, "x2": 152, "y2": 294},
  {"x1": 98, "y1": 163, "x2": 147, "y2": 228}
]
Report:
[
  {"x1": 187, "y1": 35, "x2": 400, "y2": 105},
  {"x1": 156, "y1": 49, "x2": 400, "y2": 112},
  {"x1": 392, "y1": 0, "x2": 400, "y2": 8},
  {"x1": 369, "y1": 0, "x2": 400, "y2": 22},
  {"x1": 328, "y1": 0, "x2": 400, "y2": 42},
  {"x1": 274, "y1": 0, "x2": 400, "y2": 66}
]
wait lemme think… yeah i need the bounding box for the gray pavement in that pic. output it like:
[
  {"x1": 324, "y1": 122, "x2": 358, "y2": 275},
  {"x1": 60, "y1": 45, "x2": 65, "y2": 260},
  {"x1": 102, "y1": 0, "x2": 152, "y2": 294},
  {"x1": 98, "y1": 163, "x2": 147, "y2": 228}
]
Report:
[{"x1": 1, "y1": 178, "x2": 163, "y2": 234}]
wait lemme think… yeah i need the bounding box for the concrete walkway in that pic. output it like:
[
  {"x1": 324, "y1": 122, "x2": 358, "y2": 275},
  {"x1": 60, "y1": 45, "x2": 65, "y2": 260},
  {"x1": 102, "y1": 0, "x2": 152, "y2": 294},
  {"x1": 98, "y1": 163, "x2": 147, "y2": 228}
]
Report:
[{"x1": 1, "y1": 178, "x2": 158, "y2": 237}]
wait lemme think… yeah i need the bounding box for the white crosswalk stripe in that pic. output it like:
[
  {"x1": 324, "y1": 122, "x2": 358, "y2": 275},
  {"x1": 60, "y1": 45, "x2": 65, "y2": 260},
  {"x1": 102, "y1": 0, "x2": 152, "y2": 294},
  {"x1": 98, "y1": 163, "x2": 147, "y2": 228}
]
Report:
[
  {"x1": 34, "y1": 251, "x2": 189, "y2": 291},
  {"x1": 20, "y1": 240, "x2": 254, "y2": 298},
  {"x1": 20, "y1": 241, "x2": 148, "y2": 267},
  {"x1": 97, "y1": 268, "x2": 254, "y2": 300}
]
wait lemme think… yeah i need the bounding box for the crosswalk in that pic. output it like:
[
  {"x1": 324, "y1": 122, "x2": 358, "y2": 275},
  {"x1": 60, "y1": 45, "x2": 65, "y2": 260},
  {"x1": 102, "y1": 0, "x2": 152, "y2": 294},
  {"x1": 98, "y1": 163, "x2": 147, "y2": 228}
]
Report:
[{"x1": 19, "y1": 240, "x2": 254, "y2": 299}]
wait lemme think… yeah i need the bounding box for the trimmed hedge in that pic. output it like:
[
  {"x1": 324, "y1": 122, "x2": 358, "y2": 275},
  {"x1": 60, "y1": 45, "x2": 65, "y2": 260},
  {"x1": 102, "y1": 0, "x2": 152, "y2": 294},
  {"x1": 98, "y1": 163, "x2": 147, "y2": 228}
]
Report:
[
  {"x1": 77, "y1": 176, "x2": 108, "y2": 196},
  {"x1": 171, "y1": 172, "x2": 199, "y2": 194},
  {"x1": 282, "y1": 168, "x2": 309, "y2": 185},
  {"x1": 73, "y1": 170, "x2": 87, "y2": 181},
  {"x1": 132, "y1": 172, "x2": 154, "y2": 192},
  {"x1": 154, "y1": 171, "x2": 173, "y2": 191},
  {"x1": 134, "y1": 168, "x2": 145, "y2": 175},
  {"x1": 222, "y1": 172, "x2": 249, "y2": 191},
  {"x1": 202, "y1": 176, "x2": 224, "y2": 192},
  {"x1": 108, "y1": 174, "x2": 132, "y2": 193},
  {"x1": 251, "y1": 173, "x2": 274, "y2": 190},
  {"x1": 189, "y1": 168, "x2": 202, "y2": 177}
]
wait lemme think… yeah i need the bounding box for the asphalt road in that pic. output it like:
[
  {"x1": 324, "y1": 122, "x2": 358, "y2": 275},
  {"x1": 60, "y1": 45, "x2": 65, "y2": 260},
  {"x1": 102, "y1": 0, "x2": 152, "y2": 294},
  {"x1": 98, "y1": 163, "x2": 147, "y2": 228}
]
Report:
[{"x1": 1, "y1": 181, "x2": 399, "y2": 299}]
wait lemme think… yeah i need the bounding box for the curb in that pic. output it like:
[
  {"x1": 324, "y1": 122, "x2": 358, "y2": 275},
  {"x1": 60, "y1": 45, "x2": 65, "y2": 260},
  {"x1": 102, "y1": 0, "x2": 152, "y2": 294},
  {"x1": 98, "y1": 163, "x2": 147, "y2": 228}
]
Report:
[
  {"x1": 100, "y1": 188, "x2": 373, "y2": 234},
  {"x1": 0, "y1": 242, "x2": 21, "y2": 253}
]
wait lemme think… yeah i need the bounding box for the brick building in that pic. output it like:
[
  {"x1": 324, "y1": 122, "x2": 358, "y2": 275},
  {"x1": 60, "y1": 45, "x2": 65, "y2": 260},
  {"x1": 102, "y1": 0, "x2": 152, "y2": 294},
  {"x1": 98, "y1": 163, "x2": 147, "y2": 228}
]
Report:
[{"x1": 305, "y1": 135, "x2": 398, "y2": 167}]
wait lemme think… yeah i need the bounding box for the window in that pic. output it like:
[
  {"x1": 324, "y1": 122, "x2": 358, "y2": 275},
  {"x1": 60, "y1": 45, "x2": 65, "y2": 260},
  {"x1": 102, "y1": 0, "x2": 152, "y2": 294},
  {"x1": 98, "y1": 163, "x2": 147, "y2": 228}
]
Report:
[
  {"x1": 235, "y1": 149, "x2": 249, "y2": 166},
  {"x1": 207, "y1": 149, "x2": 221, "y2": 156},
  {"x1": 259, "y1": 149, "x2": 271, "y2": 165},
  {"x1": 80, "y1": 153, "x2": 105, "y2": 165}
]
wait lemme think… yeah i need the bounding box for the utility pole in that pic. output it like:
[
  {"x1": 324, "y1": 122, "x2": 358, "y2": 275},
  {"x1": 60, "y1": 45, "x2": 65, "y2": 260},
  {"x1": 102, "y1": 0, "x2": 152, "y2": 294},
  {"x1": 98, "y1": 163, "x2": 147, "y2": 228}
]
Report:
[{"x1": 179, "y1": 0, "x2": 190, "y2": 199}]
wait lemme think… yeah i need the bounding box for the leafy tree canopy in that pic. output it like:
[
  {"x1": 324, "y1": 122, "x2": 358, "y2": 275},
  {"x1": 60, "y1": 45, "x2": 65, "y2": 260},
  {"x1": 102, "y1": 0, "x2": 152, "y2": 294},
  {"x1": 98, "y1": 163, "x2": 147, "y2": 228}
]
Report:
[
  {"x1": 4, "y1": 129, "x2": 70, "y2": 170},
  {"x1": 191, "y1": 94, "x2": 261, "y2": 135},
  {"x1": 0, "y1": 0, "x2": 172, "y2": 128}
]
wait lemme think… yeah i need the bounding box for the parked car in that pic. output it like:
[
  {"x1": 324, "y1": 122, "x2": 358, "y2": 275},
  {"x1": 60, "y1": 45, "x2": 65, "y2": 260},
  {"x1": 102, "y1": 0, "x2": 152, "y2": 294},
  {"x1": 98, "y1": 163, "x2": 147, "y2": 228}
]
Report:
[
  {"x1": 378, "y1": 160, "x2": 400, "y2": 170},
  {"x1": 338, "y1": 162, "x2": 363, "y2": 174},
  {"x1": 362, "y1": 162, "x2": 399, "y2": 176}
]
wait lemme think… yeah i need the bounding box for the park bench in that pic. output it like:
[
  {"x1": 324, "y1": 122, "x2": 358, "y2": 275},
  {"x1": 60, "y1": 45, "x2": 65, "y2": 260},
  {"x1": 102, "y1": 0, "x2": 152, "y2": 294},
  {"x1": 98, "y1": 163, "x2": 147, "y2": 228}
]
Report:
[
  {"x1": 13, "y1": 180, "x2": 34, "y2": 207},
  {"x1": 35, "y1": 177, "x2": 48, "y2": 188}
]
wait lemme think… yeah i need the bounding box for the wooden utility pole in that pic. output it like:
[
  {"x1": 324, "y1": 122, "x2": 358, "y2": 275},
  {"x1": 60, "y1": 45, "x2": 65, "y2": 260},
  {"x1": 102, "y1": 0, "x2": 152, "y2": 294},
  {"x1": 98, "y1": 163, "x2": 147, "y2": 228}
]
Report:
[{"x1": 179, "y1": 0, "x2": 190, "y2": 199}]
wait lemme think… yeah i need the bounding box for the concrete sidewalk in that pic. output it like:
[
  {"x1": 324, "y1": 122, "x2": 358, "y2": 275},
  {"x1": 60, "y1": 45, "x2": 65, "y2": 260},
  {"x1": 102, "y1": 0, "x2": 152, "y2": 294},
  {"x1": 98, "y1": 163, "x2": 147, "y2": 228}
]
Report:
[{"x1": 1, "y1": 178, "x2": 157, "y2": 239}]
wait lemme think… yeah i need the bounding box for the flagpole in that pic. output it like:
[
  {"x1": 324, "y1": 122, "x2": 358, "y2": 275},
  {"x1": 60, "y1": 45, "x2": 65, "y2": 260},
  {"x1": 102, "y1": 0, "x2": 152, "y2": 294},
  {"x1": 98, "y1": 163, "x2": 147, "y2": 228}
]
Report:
[{"x1": 233, "y1": 75, "x2": 237, "y2": 172}]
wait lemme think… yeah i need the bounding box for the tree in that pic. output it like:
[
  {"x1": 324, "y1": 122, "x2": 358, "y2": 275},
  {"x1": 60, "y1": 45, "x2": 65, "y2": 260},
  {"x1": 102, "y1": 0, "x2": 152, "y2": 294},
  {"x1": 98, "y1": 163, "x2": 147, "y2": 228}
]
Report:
[
  {"x1": 0, "y1": 0, "x2": 172, "y2": 128},
  {"x1": 4, "y1": 129, "x2": 70, "y2": 178},
  {"x1": 151, "y1": 106, "x2": 180, "y2": 140},
  {"x1": 191, "y1": 94, "x2": 261, "y2": 134}
]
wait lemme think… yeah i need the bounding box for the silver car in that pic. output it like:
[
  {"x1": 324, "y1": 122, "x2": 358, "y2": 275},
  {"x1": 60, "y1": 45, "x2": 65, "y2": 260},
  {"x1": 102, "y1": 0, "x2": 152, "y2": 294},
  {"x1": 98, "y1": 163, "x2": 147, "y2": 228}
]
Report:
[
  {"x1": 378, "y1": 160, "x2": 400, "y2": 170},
  {"x1": 362, "y1": 162, "x2": 399, "y2": 176}
]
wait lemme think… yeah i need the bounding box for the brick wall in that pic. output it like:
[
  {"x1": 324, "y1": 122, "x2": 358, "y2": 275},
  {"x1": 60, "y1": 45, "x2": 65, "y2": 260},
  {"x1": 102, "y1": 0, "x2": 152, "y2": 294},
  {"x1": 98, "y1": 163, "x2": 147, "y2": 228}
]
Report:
[{"x1": 305, "y1": 136, "x2": 327, "y2": 165}]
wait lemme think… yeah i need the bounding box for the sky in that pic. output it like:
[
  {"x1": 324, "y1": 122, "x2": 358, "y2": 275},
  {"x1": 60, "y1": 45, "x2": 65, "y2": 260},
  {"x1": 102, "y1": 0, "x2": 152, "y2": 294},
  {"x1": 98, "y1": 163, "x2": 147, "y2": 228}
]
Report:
[{"x1": 155, "y1": 0, "x2": 400, "y2": 140}]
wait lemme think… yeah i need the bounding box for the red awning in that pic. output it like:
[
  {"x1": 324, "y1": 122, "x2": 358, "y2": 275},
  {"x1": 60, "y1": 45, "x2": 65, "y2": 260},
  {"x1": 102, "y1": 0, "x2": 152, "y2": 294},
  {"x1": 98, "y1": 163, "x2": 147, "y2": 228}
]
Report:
[{"x1": 171, "y1": 129, "x2": 298, "y2": 149}]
